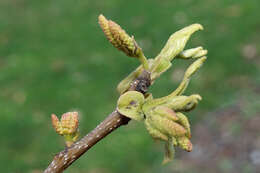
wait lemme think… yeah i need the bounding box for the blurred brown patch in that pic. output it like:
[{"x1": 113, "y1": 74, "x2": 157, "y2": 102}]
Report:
[
  {"x1": 242, "y1": 44, "x2": 258, "y2": 60},
  {"x1": 170, "y1": 92, "x2": 260, "y2": 173}
]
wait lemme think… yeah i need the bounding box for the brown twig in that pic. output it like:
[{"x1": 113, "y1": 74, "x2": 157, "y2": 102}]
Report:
[{"x1": 44, "y1": 71, "x2": 151, "y2": 173}]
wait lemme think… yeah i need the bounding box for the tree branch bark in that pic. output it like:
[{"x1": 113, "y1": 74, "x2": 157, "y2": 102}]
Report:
[{"x1": 44, "y1": 70, "x2": 151, "y2": 173}]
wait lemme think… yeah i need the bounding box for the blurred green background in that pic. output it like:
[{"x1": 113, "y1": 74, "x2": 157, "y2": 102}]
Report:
[{"x1": 0, "y1": 0, "x2": 260, "y2": 172}]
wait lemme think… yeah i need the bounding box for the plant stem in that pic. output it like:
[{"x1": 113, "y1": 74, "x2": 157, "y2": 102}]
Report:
[
  {"x1": 139, "y1": 52, "x2": 149, "y2": 71},
  {"x1": 44, "y1": 70, "x2": 151, "y2": 173}
]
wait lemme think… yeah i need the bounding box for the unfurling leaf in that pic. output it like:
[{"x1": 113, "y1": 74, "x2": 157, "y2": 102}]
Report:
[
  {"x1": 163, "y1": 94, "x2": 202, "y2": 112},
  {"x1": 177, "y1": 46, "x2": 208, "y2": 59},
  {"x1": 151, "y1": 24, "x2": 204, "y2": 80},
  {"x1": 117, "y1": 91, "x2": 145, "y2": 121}
]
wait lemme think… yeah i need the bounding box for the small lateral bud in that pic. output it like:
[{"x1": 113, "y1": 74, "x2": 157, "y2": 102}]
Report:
[
  {"x1": 51, "y1": 112, "x2": 79, "y2": 136},
  {"x1": 60, "y1": 112, "x2": 79, "y2": 135},
  {"x1": 51, "y1": 112, "x2": 79, "y2": 147}
]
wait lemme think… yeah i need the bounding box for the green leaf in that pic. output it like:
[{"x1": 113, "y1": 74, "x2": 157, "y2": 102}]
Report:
[{"x1": 117, "y1": 91, "x2": 145, "y2": 121}]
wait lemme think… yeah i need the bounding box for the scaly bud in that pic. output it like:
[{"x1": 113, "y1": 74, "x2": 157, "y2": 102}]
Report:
[
  {"x1": 51, "y1": 112, "x2": 79, "y2": 147},
  {"x1": 98, "y1": 14, "x2": 149, "y2": 70},
  {"x1": 98, "y1": 15, "x2": 114, "y2": 46},
  {"x1": 99, "y1": 14, "x2": 139, "y2": 58},
  {"x1": 60, "y1": 112, "x2": 79, "y2": 135}
]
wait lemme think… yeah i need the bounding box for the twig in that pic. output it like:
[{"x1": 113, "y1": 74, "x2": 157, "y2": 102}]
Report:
[{"x1": 44, "y1": 71, "x2": 151, "y2": 173}]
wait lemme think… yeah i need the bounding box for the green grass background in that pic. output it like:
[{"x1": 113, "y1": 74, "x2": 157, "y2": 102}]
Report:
[{"x1": 0, "y1": 0, "x2": 259, "y2": 172}]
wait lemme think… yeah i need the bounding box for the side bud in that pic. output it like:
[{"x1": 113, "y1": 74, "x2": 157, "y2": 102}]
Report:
[
  {"x1": 60, "y1": 112, "x2": 79, "y2": 135},
  {"x1": 51, "y1": 112, "x2": 79, "y2": 147}
]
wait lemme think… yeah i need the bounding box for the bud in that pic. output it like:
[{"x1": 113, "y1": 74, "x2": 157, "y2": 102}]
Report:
[
  {"x1": 150, "y1": 24, "x2": 204, "y2": 79},
  {"x1": 144, "y1": 106, "x2": 194, "y2": 163},
  {"x1": 156, "y1": 24, "x2": 203, "y2": 62},
  {"x1": 146, "y1": 111, "x2": 187, "y2": 138},
  {"x1": 51, "y1": 112, "x2": 79, "y2": 147},
  {"x1": 154, "y1": 106, "x2": 179, "y2": 121},
  {"x1": 177, "y1": 47, "x2": 208, "y2": 59},
  {"x1": 164, "y1": 94, "x2": 202, "y2": 112},
  {"x1": 51, "y1": 112, "x2": 79, "y2": 135},
  {"x1": 98, "y1": 14, "x2": 140, "y2": 58},
  {"x1": 145, "y1": 120, "x2": 169, "y2": 141},
  {"x1": 176, "y1": 112, "x2": 191, "y2": 138},
  {"x1": 177, "y1": 136, "x2": 192, "y2": 152}
]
